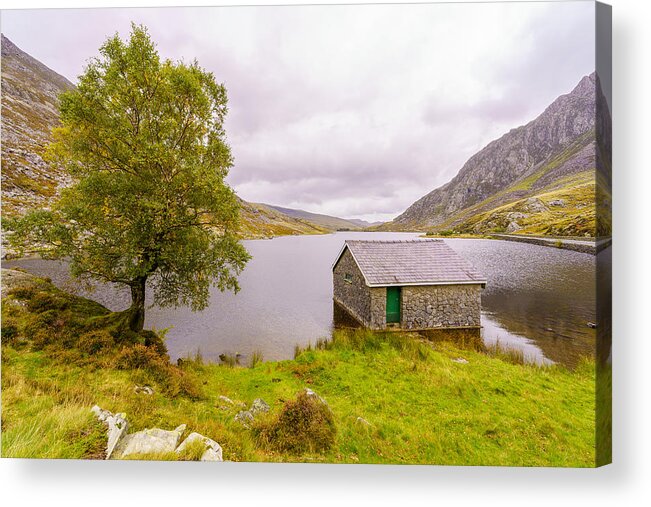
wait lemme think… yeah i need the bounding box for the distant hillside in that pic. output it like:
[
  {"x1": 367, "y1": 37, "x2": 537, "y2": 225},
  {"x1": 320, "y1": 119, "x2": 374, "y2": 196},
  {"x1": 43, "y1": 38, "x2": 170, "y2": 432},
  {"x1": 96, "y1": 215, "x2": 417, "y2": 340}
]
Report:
[
  {"x1": 265, "y1": 205, "x2": 364, "y2": 231},
  {"x1": 346, "y1": 218, "x2": 383, "y2": 228},
  {"x1": 379, "y1": 72, "x2": 610, "y2": 237},
  {"x1": 0, "y1": 35, "x2": 327, "y2": 240},
  {"x1": 238, "y1": 201, "x2": 329, "y2": 239}
]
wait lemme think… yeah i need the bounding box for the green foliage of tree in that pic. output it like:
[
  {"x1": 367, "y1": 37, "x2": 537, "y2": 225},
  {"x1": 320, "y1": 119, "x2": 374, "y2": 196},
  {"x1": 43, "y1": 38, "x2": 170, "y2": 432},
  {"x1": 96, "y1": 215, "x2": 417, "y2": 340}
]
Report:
[{"x1": 5, "y1": 24, "x2": 250, "y2": 332}]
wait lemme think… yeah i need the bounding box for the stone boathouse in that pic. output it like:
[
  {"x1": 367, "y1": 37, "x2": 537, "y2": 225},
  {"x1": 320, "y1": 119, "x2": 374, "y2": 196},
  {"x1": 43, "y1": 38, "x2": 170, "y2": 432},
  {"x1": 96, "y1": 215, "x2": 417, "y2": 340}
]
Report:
[{"x1": 332, "y1": 239, "x2": 486, "y2": 330}]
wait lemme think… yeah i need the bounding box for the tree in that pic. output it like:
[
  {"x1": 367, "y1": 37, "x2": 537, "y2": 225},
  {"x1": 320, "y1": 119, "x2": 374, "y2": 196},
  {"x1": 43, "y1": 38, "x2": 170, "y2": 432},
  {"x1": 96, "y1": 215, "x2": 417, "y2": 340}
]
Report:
[{"x1": 5, "y1": 24, "x2": 250, "y2": 333}]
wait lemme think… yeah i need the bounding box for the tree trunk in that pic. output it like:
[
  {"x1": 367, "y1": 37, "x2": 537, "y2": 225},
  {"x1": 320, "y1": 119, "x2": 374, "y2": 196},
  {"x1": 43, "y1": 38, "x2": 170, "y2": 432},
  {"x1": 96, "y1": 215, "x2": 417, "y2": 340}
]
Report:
[{"x1": 128, "y1": 276, "x2": 147, "y2": 333}]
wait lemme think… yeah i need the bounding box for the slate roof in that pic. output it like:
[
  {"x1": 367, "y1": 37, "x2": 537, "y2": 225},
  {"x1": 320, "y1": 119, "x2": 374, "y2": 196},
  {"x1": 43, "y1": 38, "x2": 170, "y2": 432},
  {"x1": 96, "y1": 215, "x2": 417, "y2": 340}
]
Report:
[{"x1": 334, "y1": 239, "x2": 486, "y2": 287}]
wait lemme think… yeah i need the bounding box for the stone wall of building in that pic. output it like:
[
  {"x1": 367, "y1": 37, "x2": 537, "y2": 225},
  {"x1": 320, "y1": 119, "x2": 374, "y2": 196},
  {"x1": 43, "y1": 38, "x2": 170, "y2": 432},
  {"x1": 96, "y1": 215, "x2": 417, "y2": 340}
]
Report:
[
  {"x1": 369, "y1": 287, "x2": 386, "y2": 329},
  {"x1": 401, "y1": 284, "x2": 482, "y2": 330},
  {"x1": 333, "y1": 248, "x2": 372, "y2": 326}
]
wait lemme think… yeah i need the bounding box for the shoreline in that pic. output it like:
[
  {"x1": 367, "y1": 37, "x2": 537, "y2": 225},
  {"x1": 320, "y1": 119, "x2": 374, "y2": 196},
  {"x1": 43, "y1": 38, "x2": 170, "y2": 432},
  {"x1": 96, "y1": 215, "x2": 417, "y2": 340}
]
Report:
[{"x1": 490, "y1": 234, "x2": 611, "y2": 255}]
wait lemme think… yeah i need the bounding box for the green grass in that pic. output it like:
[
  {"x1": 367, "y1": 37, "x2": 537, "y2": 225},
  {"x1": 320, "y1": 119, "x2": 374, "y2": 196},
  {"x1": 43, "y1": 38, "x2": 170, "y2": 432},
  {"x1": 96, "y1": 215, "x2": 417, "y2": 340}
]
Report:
[
  {"x1": 1, "y1": 272, "x2": 600, "y2": 466},
  {"x1": 249, "y1": 350, "x2": 264, "y2": 369}
]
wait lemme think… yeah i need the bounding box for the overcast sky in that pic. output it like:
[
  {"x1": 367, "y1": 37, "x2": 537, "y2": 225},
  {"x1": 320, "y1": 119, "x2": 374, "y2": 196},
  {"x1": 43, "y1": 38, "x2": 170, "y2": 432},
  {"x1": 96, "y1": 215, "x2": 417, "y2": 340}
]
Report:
[{"x1": 1, "y1": 2, "x2": 595, "y2": 222}]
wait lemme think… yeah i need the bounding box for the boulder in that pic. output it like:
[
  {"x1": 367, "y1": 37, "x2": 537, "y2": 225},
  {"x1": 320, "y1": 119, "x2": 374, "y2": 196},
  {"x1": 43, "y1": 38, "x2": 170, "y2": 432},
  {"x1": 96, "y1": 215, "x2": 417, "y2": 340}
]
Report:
[
  {"x1": 91, "y1": 405, "x2": 129, "y2": 460},
  {"x1": 235, "y1": 410, "x2": 254, "y2": 428},
  {"x1": 303, "y1": 388, "x2": 329, "y2": 408},
  {"x1": 548, "y1": 199, "x2": 566, "y2": 207},
  {"x1": 134, "y1": 385, "x2": 154, "y2": 395},
  {"x1": 176, "y1": 432, "x2": 223, "y2": 462},
  {"x1": 235, "y1": 398, "x2": 270, "y2": 427},
  {"x1": 218, "y1": 395, "x2": 234, "y2": 405},
  {"x1": 525, "y1": 197, "x2": 548, "y2": 213},
  {"x1": 250, "y1": 398, "x2": 270, "y2": 416},
  {"x1": 506, "y1": 221, "x2": 521, "y2": 233},
  {"x1": 112, "y1": 424, "x2": 186, "y2": 459},
  {"x1": 506, "y1": 212, "x2": 528, "y2": 221}
]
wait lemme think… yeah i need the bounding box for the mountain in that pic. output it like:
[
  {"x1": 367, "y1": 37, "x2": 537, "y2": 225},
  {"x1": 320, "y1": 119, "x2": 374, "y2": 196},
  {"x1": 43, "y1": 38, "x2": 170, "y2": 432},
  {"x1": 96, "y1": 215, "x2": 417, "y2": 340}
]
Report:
[
  {"x1": 346, "y1": 218, "x2": 383, "y2": 228},
  {"x1": 1, "y1": 33, "x2": 74, "y2": 216},
  {"x1": 380, "y1": 72, "x2": 605, "y2": 237},
  {"x1": 0, "y1": 35, "x2": 327, "y2": 240},
  {"x1": 264, "y1": 205, "x2": 365, "y2": 231}
]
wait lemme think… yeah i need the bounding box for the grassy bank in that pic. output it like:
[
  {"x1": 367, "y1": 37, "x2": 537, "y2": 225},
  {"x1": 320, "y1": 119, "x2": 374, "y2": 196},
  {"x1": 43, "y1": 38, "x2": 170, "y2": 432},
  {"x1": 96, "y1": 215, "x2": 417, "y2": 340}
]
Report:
[{"x1": 1, "y1": 270, "x2": 597, "y2": 466}]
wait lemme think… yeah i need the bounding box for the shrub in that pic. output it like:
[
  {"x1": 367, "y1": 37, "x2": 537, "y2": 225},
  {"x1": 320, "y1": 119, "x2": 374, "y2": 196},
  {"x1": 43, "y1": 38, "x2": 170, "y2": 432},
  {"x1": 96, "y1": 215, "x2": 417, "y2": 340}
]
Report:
[
  {"x1": 30, "y1": 328, "x2": 56, "y2": 350},
  {"x1": 113, "y1": 344, "x2": 202, "y2": 399},
  {"x1": 1, "y1": 322, "x2": 19, "y2": 346},
  {"x1": 26, "y1": 291, "x2": 70, "y2": 313},
  {"x1": 141, "y1": 330, "x2": 168, "y2": 358},
  {"x1": 7, "y1": 285, "x2": 37, "y2": 301},
  {"x1": 114, "y1": 344, "x2": 163, "y2": 370},
  {"x1": 77, "y1": 330, "x2": 115, "y2": 355},
  {"x1": 254, "y1": 389, "x2": 336, "y2": 455}
]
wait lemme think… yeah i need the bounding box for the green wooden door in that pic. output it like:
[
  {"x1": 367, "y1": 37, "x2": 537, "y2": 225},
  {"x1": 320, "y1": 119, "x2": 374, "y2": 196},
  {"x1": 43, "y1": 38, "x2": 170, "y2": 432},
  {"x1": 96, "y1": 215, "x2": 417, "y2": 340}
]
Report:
[{"x1": 386, "y1": 287, "x2": 401, "y2": 324}]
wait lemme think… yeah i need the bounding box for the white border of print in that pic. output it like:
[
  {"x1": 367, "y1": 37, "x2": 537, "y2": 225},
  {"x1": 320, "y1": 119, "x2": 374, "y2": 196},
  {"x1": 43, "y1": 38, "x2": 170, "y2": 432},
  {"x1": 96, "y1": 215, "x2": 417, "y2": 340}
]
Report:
[{"x1": 1, "y1": 1, "x2": 649, "y2": 507}]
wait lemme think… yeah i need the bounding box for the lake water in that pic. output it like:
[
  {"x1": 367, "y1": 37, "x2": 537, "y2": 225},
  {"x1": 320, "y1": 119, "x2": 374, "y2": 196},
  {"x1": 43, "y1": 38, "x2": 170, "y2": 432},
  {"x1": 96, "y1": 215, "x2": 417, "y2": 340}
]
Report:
[{"x1": 3, "y1": 232, "x2": 598, "y2": 367}]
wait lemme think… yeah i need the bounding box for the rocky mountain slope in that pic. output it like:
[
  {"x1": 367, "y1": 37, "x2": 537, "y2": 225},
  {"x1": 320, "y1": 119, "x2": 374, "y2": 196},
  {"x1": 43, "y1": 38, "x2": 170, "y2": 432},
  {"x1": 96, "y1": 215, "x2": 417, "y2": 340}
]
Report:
[
  {"x1": 0, "y1": 35, "x2": 330, "y2": 240},
  {"x1": 381, "y1": 72, "x2": 607, "y2": 237},
  {"x1": 1, "y1": 33, "x2": 75, "y2": 216}
]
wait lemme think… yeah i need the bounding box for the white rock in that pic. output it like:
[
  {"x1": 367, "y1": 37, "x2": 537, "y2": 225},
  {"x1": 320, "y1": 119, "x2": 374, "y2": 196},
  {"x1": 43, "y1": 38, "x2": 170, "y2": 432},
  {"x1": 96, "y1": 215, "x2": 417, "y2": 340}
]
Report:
[
  {"x1": 525, "y1": 198, "x2": 548, "y2": 213},
  {"x1": 250, "y1": 398, "x2": 270, "y2": 415},
  {"x1": 506, "y1": 212, "x2": 528, "y2": 221},
  {"x1": 112, "y1": 424, "x2": 186, "y2": 459},
  {"x1": 176, "y1": 432, "x2": 223, "y2": 462},
  {"x1": 91, "y1": 405, "x2": 129, "y2": 460},
  {"x1": 134, "y1": 385, "x2": 154, "y2": 395},
  {"x1": 506, "y1": 221, "x2": 521, "y2": 233},
  {"x1": 303, "y1": 388, "x2": 328, "y2": 406},
  {"x1": 218, "y1": 395, "x2": 234, "y2": 405},
  {"x1": 235, "y1": 410, "x2": 254, "y2": 428}
]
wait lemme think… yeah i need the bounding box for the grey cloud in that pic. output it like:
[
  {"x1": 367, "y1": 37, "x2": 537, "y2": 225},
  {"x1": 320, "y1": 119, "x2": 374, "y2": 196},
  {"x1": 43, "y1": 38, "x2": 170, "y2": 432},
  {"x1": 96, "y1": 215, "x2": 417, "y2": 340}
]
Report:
[{"x1": 1, "y1": 2, "x2": 595, "y2": 220}]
